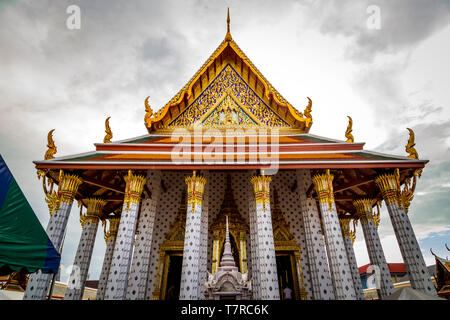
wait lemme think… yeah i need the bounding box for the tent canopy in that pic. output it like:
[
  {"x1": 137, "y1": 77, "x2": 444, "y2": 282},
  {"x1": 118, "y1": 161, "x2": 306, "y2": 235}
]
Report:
[{"x1": 0, "y1": 155, "x2": 60, "y2": 276}]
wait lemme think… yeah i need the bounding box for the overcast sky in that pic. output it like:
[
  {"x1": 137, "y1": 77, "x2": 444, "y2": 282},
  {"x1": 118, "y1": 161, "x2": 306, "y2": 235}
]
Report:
[{"x1": 0, "y1": 0, "x2": 449, "y2": 284}]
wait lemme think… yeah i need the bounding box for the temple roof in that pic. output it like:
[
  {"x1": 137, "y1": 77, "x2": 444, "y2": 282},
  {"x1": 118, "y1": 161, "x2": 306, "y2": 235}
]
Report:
[
  {"x1": 144, "y1": 11, "x2": 312, "y2": 133},
  {"x1": 34, "y1": 132, "x2": 427, "y2": 170}
]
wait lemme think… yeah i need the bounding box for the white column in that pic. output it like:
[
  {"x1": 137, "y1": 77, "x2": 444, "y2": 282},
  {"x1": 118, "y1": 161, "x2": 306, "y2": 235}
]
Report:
[
  {"x1": 105, "y1": 171, "x2": 147, "y2": 300},
  {"x1": 354, "y1": 199, "x2": 394, "y2": 298},
  {"x1": 312, "y1": 171, "x2": 356, "y2": 300},
  {"x1": 23, "y1": 173, "x2": 82, "y2": 300},
  {"x1": 126, "y1": 170, "x2": 161, "y2": 300},
  {"x1": 179, "y1": 171, "x2": 207, "y2": 300},
  {"x1": 197, "y1": 171, "x2": 209, "y2": 299},
  {"x1": 375, "y1": 174, "x2": 435, "y2": 295},
  {"x1": 65, "y1": 198, "x2": 106, "y2": 300},
  {"x1": 250, "y1": 174, "x2": 279, "y2": 300},
  {"x1": 96, "y1": 217, "x2": 120, "y2": 300},
  {"x1": 296, "y1": 169, "x2": 334, "y2": 300},
  {"x1": 339, "y1": 218, "x2": 365, "y2": 300}
]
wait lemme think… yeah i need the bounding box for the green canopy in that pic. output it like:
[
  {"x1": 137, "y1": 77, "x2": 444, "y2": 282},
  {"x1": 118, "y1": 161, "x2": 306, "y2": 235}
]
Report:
[{"x1": 0, "y1": 154, "x2": 60, "y2": 276}]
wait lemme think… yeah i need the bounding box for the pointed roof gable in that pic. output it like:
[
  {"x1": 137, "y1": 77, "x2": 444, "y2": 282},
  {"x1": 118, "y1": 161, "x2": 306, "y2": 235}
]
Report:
[{"x1": 145, "y1": 11, "x2": 312, "y2": 133}]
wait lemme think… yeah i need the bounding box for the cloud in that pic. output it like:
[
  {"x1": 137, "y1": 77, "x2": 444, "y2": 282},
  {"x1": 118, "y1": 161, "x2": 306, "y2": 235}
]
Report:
[
  {"x1": 0, "y1": 0, "x2": 449, "y2": 283},
  {"x1": 309, "y1": 0, "x2": 450, "y2": 62}
]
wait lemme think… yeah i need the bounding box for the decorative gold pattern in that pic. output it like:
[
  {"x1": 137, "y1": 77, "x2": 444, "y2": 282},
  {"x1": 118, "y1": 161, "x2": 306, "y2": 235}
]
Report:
[
  {"x1": 406, "y1": 128, "x2": 419, "y2": 159},
  {"x1": 185, "y1": 170, "x2": 207, "y2": 213},
  {"x1": 353, "y1": 199, "x2": 378, "y2": 226},
  {"x1": 339, "y1": 217, "x2": 356, "y2": 242},
  {"x1": 80, "y1": 198, "x2": 106, "y2": 228},
  {"x1": 103, "y1": 217, "x2": 120, "y2": 243},
  {"x1": 58, "y1": 173, "x2": 83, "y2": 204},
  {"x1": 345, "y1": 116, "x2": 354, "y2": 143},
  {"x1": 103, "y1": 117, "x2": 113, "y2": 143},
  {"x1": 375, "y1": 173, "x2": 402, "y2": 207},
  {"x1": 44, "y1": 129, "x2": 57, "y2": 160},
  {"x1": 123, "y1": 170, "x2": 147, "y2": 212},
  {"x1": 39, "y1": 171, "x2": 82, "y2": 216},
  {"x1": 225, "y1": 8, "x2": 232, "y2": 42},
  {"x1": 201, "y1": 93, "x2": 259, "y2": 128},
  {"x1": 250, "y1": 174, "x2": 271, "y2": 212},
  {"x1": 399, "y1": 168, "x2": 422, "y2": 214},
  {"x1": 168, "y1": 65, "x2": 289, "y2": 129},
  {"x1": 312, "y1": 169, "x2": 335, "y2": 211},
  {"x1": 144, "y1": 96, "x2": 153, "y2": 128},
  {"x1": 37, "y1": 169, "x2": 59, "y2": 216}
]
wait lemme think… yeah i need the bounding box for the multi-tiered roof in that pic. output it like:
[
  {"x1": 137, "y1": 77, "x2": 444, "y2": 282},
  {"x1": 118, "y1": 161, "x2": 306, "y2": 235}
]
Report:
[{"x1": 34, "y1": 10, "x2": 427, "y2": 218}]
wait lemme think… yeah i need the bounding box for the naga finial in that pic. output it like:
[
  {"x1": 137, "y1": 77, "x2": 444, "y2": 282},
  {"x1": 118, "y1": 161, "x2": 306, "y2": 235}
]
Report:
[
  {"x1": 144, "y1": 96, "x2": 153, "y2": 128},
  {"x1": 406, "y1": 128, "x2": 419, "y2": 159},
  {"x1": 104, "y1": 116, "x2": 113, "y2": 143},
  {"x1": 44, "y1": 129, "x2": 57, "y2": 160},
  {"x1": 303, "y1": 97, "x2": 312, "y2": 125},
  {"x1": 345, "y1": 116, "x2": 354, "y2": 143},
  {"x1": 225, "y1": 8, "x2": 232, "y2": 42}
]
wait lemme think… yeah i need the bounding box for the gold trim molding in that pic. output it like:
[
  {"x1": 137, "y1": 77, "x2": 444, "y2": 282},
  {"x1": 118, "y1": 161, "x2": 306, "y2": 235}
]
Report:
[{"x1": 312, "y1": 169, "x2": 334, "y2": 211}]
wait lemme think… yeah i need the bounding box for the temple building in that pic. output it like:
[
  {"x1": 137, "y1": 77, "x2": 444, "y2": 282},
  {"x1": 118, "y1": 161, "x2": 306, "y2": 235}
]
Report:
[{"x1": 23, "y1": 10, "x2": 436, "y2": 300}]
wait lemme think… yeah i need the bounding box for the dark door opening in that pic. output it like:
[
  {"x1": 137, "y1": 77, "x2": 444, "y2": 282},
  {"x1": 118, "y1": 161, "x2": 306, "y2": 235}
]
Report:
[
  {"x1": 164, "y1": 254, "x2": 183, "y2": 300},
  {"x1": 276, "y1": 254, "x2": 295, "y2": 300}
]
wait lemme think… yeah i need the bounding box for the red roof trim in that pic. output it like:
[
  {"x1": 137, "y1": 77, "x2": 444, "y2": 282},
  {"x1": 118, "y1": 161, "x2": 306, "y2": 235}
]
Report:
[{"x1": 359, "y1": 263, "x2": 407, "y2": 274}]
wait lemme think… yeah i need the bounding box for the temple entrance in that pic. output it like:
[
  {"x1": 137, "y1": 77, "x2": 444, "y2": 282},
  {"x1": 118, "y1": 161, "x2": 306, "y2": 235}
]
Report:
[
  {"x1": 276, "y1": 252, "x2": 297, "y2": 300},
  {"x1": 162, "y1": 253, "x2": 183, "y2": 300}
]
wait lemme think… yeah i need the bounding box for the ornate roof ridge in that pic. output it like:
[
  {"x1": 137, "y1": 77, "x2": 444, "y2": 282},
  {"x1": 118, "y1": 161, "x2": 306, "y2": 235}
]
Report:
[{"x1": 145, "y1": 14, "x2": 312, "y2": 132}]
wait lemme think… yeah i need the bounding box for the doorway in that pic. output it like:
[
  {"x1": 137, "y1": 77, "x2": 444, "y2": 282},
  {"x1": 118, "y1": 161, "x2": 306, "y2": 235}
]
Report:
[
  {"x1": 161, "y1": 253, "x2": 183, "y2": 300},
  {"x1": 276, "y1": 252, "x2": 298, "y2": 300}
]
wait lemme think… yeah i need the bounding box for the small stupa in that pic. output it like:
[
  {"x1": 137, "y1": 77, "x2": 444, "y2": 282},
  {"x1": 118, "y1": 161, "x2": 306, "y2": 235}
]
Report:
[{"x1": 204, "y1": 216, "x2": 251, "y2": 300}]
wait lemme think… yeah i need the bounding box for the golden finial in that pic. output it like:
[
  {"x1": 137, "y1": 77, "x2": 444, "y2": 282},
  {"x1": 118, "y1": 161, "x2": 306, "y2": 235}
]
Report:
[
  {"x1": 44, "y1": 129, "x2": 57, "y2": 160},
  {"x1": 345, "y1": 116, "x2": 354, "y2": 143},
  {"x1": 406, "y1": 128, "x2": 419, "y2": 159},
  {"x1": 144, "y1": 96, "x2": 153, "y2": 128},
  {"x1": 103, "y1": 116, "x2": 113, "y2": 143},
  {"x1": 225, "y1": 8, "x2": 232, "y2": 42},
  {"x1": 304, "y1": 97, "x2": 312, "y2": 122}
]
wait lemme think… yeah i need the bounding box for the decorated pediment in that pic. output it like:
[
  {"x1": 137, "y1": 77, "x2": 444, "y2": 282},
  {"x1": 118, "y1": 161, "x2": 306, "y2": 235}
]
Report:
[{"x1": 167, "y1": 65, "x2": 289, "y2": 129}]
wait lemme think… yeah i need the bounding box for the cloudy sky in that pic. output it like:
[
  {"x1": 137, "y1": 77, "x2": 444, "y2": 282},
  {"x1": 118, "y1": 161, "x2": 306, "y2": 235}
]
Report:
[{"x1": 0, "y1": 0, "x2": 449, "y2": 284}]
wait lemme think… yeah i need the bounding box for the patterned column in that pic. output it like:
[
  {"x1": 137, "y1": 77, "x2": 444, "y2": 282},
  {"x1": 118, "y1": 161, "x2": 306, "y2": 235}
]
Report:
[
  {"x1": 23, "y1": 173, "x2": 82, "y2": 300},
  {"x1": 65, "y1": 198, "x2": 106, "y2": 300},
  {"x1": 96, "y1": 217, "x2": 120, "y2": 300},
  {"x1": 126, "y1": 170, "x2": 161, "y2": 300},
  {"x1": 250, "y1": 174, "x2": 279, "y2": 300},
  {"x1": 105, "y1": 170, "x2": 147, "y2": 300},
  {"x1": 339, "y1": 218, "x2": 365, "y2": 300},
  {"x1": 179, "y1": 171, "x2": 207, "y2": 300},
  {"x1": 296, "y1": 169, "x2": 334, "y2": 300},
  {"x1": 248, "y1": 171, "x2": 261, "y2": 299},
  {"x1": 353, "y1": 199, "x2": 394, "y2": 298},
  {"x1": 312, "y1": 170, "x2": 356, "y2": 300},
  {"x1": 375, "y1": 174, "x2": 435, "y2": 295},
  {"x1": 197, "y1": 171, "x2": 209, "y2": 299}
]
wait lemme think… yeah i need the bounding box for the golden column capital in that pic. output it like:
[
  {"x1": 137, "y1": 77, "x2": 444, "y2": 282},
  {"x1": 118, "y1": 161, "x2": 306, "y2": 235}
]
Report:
[
  {"x1": 185, "y1": 170, "x2": 207, "y2": 213},
  {"x1": 59, "y1": 172, "x2": 83, "y2": 204},
  {"x1": 103, "y1": 217, "x2": 120, "y2": 243},
  {"x1": 312, "y1": 169, "x2": 334, "y2": 211},
  {"x1": 353, "y1": 198, "x2": 380, "y2": 228},
  {"x1": 375, "y1": 173, "x2": 400, "y2": 205},
  {"x1": 124, "y1": 170, "x2": 147, "y2": 212},
  {"x1": 80, "y1": 198, "x2": 106, "y2": 228},
  {"x1": 250, "y1": 175, "x2": 271, "y2": 212},
  {"x1": 339, "y1": 217, "x2": 356, "y2": 243}
]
